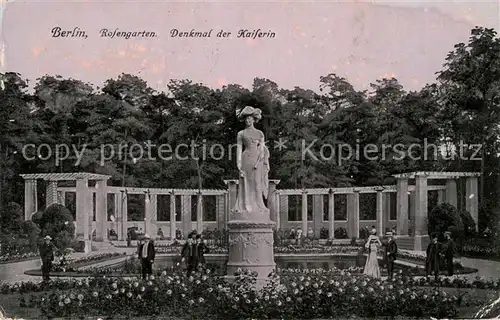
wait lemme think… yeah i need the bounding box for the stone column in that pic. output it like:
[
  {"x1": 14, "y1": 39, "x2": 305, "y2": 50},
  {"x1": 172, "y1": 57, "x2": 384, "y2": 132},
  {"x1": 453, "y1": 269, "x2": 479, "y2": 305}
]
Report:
[
  {"x1": 24, "y1": 179, "x2": 38, "y2": 220},
  {"x1": 275, "y1": 192, "x2": 281, "y2": 229},
  {"x1": 408, "y1": 191, "x2": 415, "y2": 236},
  {"x1": 45, "y1": 180, "x2": 58, "y2": 208},
  {"x1": 144, "y1": 192, "x2": 153, "y2": 236},
  {"x1": 196, "y1": 193, "x2": 203, "y2": 233},
  {"x1": 465, "y1": 177, "x2": 479, "y2": 230},
  {"x1": 414, "y1": 174, "x2": 429, "y2": 250},
  {"x1": 279, "y1": 195, "x2": 289, "y2": 230},
  {"x1": 312, "y1": 194, "x2": 323, "y2": 237},
  {"x1": 170, "y1": 193, "x2": 176, "y2": 239},
  {"x1": 151, "y1": 194, "x2": 158, "y2": 238},
  {"x1": 328, "y1": 190, "x2": 335, "y2": 238},
  {"x1": 114, "y1": 194, "x2": 122, "y2": 240},
  {"x1": 437, "y1": 190, "x2": 445, "y2": 205},
  {"x1": 224, "y1": 192, "x2": 229, "y2": 230},
  {"x1": 181, "y1": 195, "x2": 192, "y2": 237},
  {"x1": 120, "y1": 191, "x2": 128, "y2": 242},
  {"x1": 268, "y1": 180, "x2": 280, "y2": 224},
  {"x1": 396, "y1": 178, "x2": 409, "y2": 236},
  {"x1": 382, "y1": 193, "x2": 391, "y2": 233},
  {"x1": 376, "y1": 191, "x2": 383, "y2": 236},
  {"x1": 445, "y1": 179, "x2": 458, "y2": 208},
  {"x1": 347, "y1": 192, "x2": 360, "y2": 238},
  {"x1": 76, "y1": 178, "x2": 91, "y2": 252},
  {"x1": 95, "y1": 179, "x2": 108, "y2": 241},
  {"x1": 216, "y1": 194, "x2": 226, "y2": 230},
  {"x1": 301, "y1": 190, "x2": 308, "y2": 233}
]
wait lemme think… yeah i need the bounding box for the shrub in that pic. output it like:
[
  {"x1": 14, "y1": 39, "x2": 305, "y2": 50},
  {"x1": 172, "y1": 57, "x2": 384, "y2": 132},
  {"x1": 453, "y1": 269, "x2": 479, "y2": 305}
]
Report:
[
  {"x1": 479, "y1": 200, "x2": 500, "y2": 235},
  {"x1": 334, "y1": 227, "x2": 348, "y2": 239},
  {"x1": 319, "y1": 227, "x2": 329, "y2": 239},
  {"x1": 459, "y1": 210, "x2": 477, "y2": 239},
  {"x1": 428, "y1": 203, "x2": 463, "y2": 241},
  {"x1": 35, "y1": 204, "x2": 75, "y2": 249}
]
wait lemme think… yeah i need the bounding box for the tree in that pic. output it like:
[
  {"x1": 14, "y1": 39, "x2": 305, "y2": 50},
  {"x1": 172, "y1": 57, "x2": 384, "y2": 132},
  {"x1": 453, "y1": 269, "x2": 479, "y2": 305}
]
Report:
[
  {"x1": 0, "y1": 202, "x2": 23, "y2": 233},
  {"x1": 436, "y1": 27, "x2": 500, "y2": 226}
]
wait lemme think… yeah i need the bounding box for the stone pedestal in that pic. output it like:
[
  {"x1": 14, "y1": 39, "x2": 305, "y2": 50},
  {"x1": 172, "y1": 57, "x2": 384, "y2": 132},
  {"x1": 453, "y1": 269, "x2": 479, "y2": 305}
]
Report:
[{"x1": 226, "y1": 219, "x2": 276, "y2": 283}]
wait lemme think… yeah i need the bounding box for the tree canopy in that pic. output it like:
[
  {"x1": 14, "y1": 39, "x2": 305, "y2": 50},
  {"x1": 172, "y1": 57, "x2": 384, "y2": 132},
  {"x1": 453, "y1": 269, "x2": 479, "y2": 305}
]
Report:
[{"x1": 1, "y1": 26, "x2": 499, "y2": 230}]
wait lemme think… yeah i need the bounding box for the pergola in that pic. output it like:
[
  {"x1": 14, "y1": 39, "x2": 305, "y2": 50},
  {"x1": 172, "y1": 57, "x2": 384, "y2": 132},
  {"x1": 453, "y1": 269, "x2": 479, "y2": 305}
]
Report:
[
  {"x1": 392, "y1": 171, "x2": 480, "y2": 250},
  {"x1": 20, "y1": 172, "x2": 111, "y2": 252}
]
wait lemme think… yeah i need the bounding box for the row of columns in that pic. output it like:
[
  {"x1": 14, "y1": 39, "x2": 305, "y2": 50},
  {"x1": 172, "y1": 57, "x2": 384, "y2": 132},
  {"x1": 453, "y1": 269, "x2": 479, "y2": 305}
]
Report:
[
  {"x1": 276, "y1": 190, "x2": 390, "y2": 238},
  {"x1": 395, "y1": 175, "x2": 479, "y2": 237},
  {"x1": 23, "y1": 175, "x2": 479, "y2": 244}
]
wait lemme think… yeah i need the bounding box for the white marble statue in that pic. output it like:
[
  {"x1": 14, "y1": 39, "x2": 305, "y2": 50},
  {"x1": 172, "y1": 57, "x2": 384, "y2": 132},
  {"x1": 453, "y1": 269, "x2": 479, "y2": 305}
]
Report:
[{"x1": 233, "y1": 106, "x2": 270, "y2": 216}]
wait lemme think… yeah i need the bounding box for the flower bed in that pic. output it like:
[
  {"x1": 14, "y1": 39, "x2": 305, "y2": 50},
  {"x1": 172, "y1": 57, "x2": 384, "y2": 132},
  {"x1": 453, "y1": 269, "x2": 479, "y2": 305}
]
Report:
[
  {"x1": 51, "y1": 252, "x2": 129, "y2": 273},
  {"x1": 2, "y1": 267, "x2": 498, "y2": 297},
  {"x1": 154, "y1": 245, "x2": 227, "y2": 254},
  {"x1": 0, "y1": 252, "x2": 39, "y2": 264},
  {"x1": 155, "y1": 244, "x2": 363, "y2": 255},
  {"x1": 274, "y1": 244, "x2": 361, "y2": 254},
  {"x1": 23, "y1": 268, "x2": 482, "y2": 319},
  {"x1": 462, "y1": 238, "x2": 500, "y2": 259},
  {"x1": 279, "y1": 268, "x2": 500, "y2": 290}
]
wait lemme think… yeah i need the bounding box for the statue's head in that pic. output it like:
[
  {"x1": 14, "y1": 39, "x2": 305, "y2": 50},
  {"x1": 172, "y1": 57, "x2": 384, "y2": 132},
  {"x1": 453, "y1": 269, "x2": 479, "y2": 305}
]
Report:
[{"x1": 238, "y1": 106, "x2": 262, "y2": 126}]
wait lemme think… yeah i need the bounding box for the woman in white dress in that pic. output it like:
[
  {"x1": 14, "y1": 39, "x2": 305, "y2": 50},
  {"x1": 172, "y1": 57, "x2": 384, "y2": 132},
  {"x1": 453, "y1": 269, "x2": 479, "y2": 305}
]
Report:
[{"x1": 363, "y1": 229, "x2": 382, "y2": 278}]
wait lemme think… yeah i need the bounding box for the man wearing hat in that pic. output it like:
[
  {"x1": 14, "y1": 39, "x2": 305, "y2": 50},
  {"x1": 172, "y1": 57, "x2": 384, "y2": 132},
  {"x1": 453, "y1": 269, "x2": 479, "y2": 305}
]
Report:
[
  {"x1": 138, "y1": 234, "x2": 155, "y2": 280},
  {"x1": 383, "y1": 232, "x2": 398, "y2": 279},
  {"x1": 426, "y1": 233, "x2": 441, "y2": 280},
  {"x1": 181, "y1": 233, "x2": 197, "y2": 277},
  {"x1": 195, "y1": 234, "x2": 209, "y2": 266},
  {"x1": 38, "y1": 235, "x2": 56, "y2": 281},
  {"x1": 442, "y1": 231, "x2": 456, "y2": 276}
]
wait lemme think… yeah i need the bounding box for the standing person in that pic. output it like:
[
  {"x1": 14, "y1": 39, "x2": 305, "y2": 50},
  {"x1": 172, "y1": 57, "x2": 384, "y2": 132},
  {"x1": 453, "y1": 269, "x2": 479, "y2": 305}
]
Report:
[
  {"x1": 181, "y1": 234, "x2": 197, "y2": 277},
  {"x1": 38, "y1": 235, "x2": 56, "y2": 282},
  {"x1": 426, "y1": 233, "x2": 441, "y2": 280},
  {"x1": 363, "y1": 229, "x2": 382, "y2": 278},
  {"x1": 384, "y1": 232, "x2": 398, "y2": 279},
  {"x1": 136, "y1": 237, "x2": 143, "y2": 257},
  {"x1": 126, "y1": 229, "x2": 132, "y2": 247},
  {"x1": 138, "y1": 234, "x2": 155, "y2": 280},
  {"x1": 442, "y1": 231, "x2": 456, "y2": 276},
  {"x1": 195, "y1": 234, "x2": 210, "y2": 267},
  {"x1": 289, "y1": 228, "x2": 296, "y2": 240},
  {"x1": 296, "y1": 228, "x2": 303, "y2": 245}
]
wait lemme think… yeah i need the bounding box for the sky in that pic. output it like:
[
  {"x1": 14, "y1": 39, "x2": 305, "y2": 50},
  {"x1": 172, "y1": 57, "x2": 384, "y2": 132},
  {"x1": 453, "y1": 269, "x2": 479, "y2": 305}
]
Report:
[{"x1": 2, "y1": 0, "x2": 499, "y2": 92}]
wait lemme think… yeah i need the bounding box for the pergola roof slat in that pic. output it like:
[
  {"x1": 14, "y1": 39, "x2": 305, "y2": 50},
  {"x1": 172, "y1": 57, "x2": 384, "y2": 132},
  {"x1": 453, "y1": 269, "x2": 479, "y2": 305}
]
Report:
[
  {"x1": 392, "y1": 171, "x2": 481, "y2": 179},
  {"x1": 20, "y1": 172, "x2": 111, "y2": 181}
]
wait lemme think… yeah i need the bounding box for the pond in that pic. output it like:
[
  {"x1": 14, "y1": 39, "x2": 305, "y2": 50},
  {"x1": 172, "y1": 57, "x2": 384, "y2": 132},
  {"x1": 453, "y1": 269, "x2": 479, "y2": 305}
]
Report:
[{"x1": 148, "y1": 254, "x2": 399, "y2": 275}]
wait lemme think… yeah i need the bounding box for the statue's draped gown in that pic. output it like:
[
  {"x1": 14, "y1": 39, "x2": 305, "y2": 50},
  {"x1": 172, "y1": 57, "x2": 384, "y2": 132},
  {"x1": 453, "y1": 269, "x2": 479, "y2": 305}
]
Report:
[{"x1": 234, "y1": 128, "x2": 270, "y2": 215}]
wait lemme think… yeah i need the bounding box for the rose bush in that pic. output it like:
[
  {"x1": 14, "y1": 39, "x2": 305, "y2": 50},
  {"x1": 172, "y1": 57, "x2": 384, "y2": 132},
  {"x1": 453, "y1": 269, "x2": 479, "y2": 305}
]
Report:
[
  {"x1": 24, "y1": 267, "x2": 482, "y2": 319},
  {"x1": 0, "y1": 252, "x2": 39, "y2": 264}
]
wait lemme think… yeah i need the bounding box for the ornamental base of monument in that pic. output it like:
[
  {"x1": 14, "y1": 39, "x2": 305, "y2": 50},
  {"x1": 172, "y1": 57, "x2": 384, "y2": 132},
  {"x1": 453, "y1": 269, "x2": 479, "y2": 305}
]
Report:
[{"x1": 226, "y1": 216, "x2": 276, "y2": 286}]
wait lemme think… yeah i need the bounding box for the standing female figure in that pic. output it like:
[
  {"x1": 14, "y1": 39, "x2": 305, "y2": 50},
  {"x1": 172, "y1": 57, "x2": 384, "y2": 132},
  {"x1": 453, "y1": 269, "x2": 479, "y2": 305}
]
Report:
[
  {"x1": 234, "y1": 106, "x2": 270, "y2": 217},
  {"x1": 363, "y1": 229, "x2": 382, "y2": 278}
]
